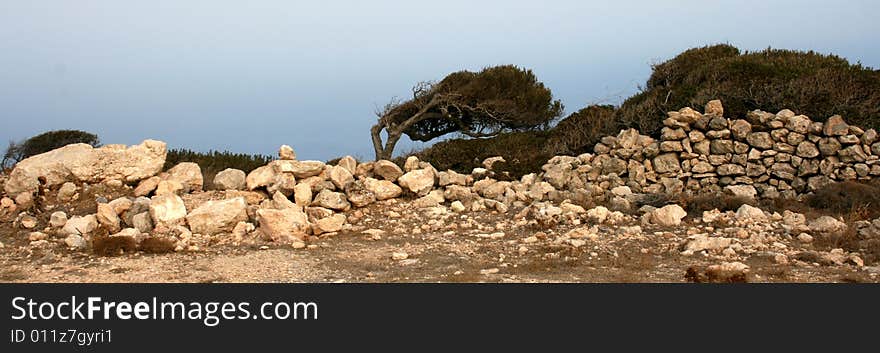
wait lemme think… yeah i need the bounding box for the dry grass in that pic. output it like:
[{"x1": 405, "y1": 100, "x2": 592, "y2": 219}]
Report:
[
  {"x1": 678, "y1": 194, "x2": 754, "y2": 216},
  {"x1": 139, "y1": 237, "x2": 177, "y2": 254}
]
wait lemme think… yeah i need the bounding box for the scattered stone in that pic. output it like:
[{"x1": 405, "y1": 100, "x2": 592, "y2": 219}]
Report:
[
  {"x1": 213, "y1": 168, "x2": 247, "y2": 190},
  {"x1": 185, "y1": 197, "x2": 248, "y2": 235},
  {"x1": 650, "y1": 205, "x2": 687, "y2": 226}
]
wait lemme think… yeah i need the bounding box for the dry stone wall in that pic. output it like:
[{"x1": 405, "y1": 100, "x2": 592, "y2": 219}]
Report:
[{"x1": 547, "y1": 100, "x2": 879, "y2": 200}]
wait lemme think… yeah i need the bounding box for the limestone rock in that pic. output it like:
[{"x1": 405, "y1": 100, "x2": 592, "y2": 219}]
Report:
[
  {"x1": 735, "y1": 204, "x2": 766, "y2": 221},
  {"x1": 57, "y1": 182, "x2": 78, "y2": 202},
  {"x1": 62, "y1": 215, "x2": 98, "y2": 235},
  {"x1": 398, "y1": 169, "x2": 435, "y2": 195},
  {"x1": 149, "y1": 194, "x2": 187, "y2": 225},
  {"x1": 365, "y1": 178, "x2": 402, "y2": 200},
  {"x1": 246, "y1": 165, "x2": 276, "y2": 190},
  {"x1": 50, "y1": 211, "x2": 68, "y2": 228},
  {"x1": 165, "y1": 162, "x2": 203, "y2": 192},
  {"x1": 279, "y1": 145, "x2": 297, "y2": 160},
  {"x1": 312, "y1": 189, "x2": 350, "y2": 211},
  {"x1": 185, "y1": 197, "x2": 248, "y2": 235},
  {"x1": 312, "y1": 214, "x2": 346, "y2": 235},
  {"x1": 373, "y1": 160, "x2": 404, "y2": 182},
  {"x1": 809, "y1": 216, "x2": 847, "y2": 234},
  {"x1": 329, "y1": 165, "x2": 354, "y2": 190},
  {"x1": 650, "y1": 205, "x2": 687, "y2": 226},
  {"x1": 213, "y1": 168, "x2": 247, "y2": 190},
  {"x1": 823, "y1": 115, "x2": 849, "y2": 136},
  {"x1": 4, "y1": 140, "x2": 166, "y2": 196},
  {"x1": 256, "y1": 208, "x2": 310, "y2": 241},
  {"x1": 96, "y1": 203, "x2": 121, "y2": 232}
]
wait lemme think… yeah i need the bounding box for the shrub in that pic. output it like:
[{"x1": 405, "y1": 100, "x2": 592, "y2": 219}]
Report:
[
  {"x1": 806, "y1": 181, "x2": 880, "y2": 219},
  {"x1": 164, "y1": 149, "x2": 273, "y2": 175},
  {"x1": 543, "y1": 104, "x2": 618, "y2": 155},
  {"x1": 412, "y1": 131, "x2": 552, "y2": 179},
  {"x1": 679, "y1": 194, "x2": 754, "y2": 215},
  {"x1": 3, "y1": 130, "x2": 100, "y2": 169},
  {"x1": 617, "y1": 44, "x2": 880, "y2": 137}
]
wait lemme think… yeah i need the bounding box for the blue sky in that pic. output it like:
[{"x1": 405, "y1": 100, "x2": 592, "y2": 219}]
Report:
[{"x1": 1, "y1": 0, "x2": 878, "y2": 160}]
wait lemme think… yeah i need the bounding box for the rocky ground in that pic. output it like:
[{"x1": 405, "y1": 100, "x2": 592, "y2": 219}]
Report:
[
  {"x1": 3, "y1": 100, "x2": 880, "y2": 283},
  {"x1": 2, "y1": 184, "x2": 878, "y2": 283}
]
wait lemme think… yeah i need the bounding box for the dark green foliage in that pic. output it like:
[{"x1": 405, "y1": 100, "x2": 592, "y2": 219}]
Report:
[
  {"x1": 164, "y1": 149, "x2": 272, "y2": 175},
  {"x1": 391, "y1": 65, "x2": 563, "y2": 142},
  {"x1": 412, "y1": 131, "x2": 552, "y2": 179},
  {"x1": 3, "y1": 130, "x2": 100, "y2": 169},
  {"x1": 617, "y1": 44, "x2": 880, "y2": 137},
  {"x1": 372, "y1": 65, "x2": 563, "y2": 159},
  {"x1": 543, "y1": 105, "x2": 618, "y2": 155}
]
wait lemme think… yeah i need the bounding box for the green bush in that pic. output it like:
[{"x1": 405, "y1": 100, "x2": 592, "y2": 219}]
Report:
[
  {"x1": 543, "y1": 105, "x2": 617, "y2": 155},
  {"x1": 412, "y1": 131, "x2": 552, "y2": 180},
  {"x1": 164, "y1": 149, "x2": 273, "y2": 175},
  {"x1": 617, "y1": 44, "x2": 880, "y2": 137}
]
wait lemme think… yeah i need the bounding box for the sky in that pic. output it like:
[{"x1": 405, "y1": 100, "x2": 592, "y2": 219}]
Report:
[{"x1": 1, "y1": 0, "x2": 878, "y2": 161}]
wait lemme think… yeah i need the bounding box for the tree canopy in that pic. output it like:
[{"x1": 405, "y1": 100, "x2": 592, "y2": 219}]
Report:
[{"x1": 371, "y1": 65, "x2": 563, "y2": 160}]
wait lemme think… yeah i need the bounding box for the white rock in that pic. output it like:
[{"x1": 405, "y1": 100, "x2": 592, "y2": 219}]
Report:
[
  {"x1": 149, "y1": 194, "x2": 187, "y2": 224},
  {"x1": 651, "y1": 205, "x2": 687, "y2": 226},
  {"x1": 312, "y1": 189, "x2": 350, "y2": 211},
  {"x1": 329, "y1": 165, "x2": 354, "y2": 190},
  {"x1": 735, "y1": 204, "x2": 767, "y2": 221},
  {"x1": 279, "y1": 145, "x2": 297, "y2": 160},
  {"x1": 185, "y1": 197, "x2": 248, "y2": 235},
  {"x1": 293, "y1": 183, "x2": 312, "y2": 207},
  {"x1": 450, "y1": 201, "x2": 466, "y2": 213},
  {"x1": 165, "y1": 162, "x2": 203, "y2": 192},
  {"x1": 62, "y1": 215, "x2": 98, "y2": 235},
  {"x1": 96, "y1": 203, "x2": 121, "y2": 232},
  {"x1": 364, "y1": 177, "x2": 403, "y2": 200},
  {"x1": 797, "y1": 233, "x2": 814, "y2": 243},
  {"x1": 373, "y1": 160, "x2": 404, "y2": 181},
  {"x1": 312, "y1": 214, "x2": 346, "y2": 235},
  {"x1": 397, "y1": 169, "x2": 435, "y2": 195},
  {"x1": 610, "y1": 186, "x2": 632, "y2": 197},
  {"x1": 809, "y1": 216, "x2": 847, "y2": 233},
  {"x1": 64, "y1": 234, "x2": 88, "y2": 249},
  {"x1": 391, "y1": 252, "x2": 409, "y2": 261},
  {"x1": 49, "y1": 211, "x2": 68, "y2": 228},
  {"x1": 213, "y1": 168, "x2": 247, "y2": 190},
  {"x1": 4, "y1": 140, "x2": 166, "y2": 196},
  {"x1": 57, "y1": 182, "x2": 78, "y2": 202},
  {"x1": 586, "y1": 206, "x2": 610, "y2": 224},
  {"x1": 256, "y1": 208, "x2": 310, "y2": 241}
]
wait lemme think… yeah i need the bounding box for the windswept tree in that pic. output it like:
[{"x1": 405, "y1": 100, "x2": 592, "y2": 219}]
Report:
[{"x1": 370, "y1": 65, "x2": 563, "y2": 160}]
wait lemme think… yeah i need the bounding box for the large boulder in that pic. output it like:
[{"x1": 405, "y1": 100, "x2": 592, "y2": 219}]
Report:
[
  {"x1": 165, "y1": 162, "x2": 203, "y2": 192},
  {"x1": 364, "y1": 178, "x2": 402, "y2": 200},
  {"x1": 373, "y1": 160, "x2": 404, "y2": 181},
  {"x1": 246, "y1": 165, "x2": 276, "y2": 190},
  {"x1": 650, "y1": 205, "x2": 687, "y2": 226},
  {"x1": 4, "y1": 140, "x2": 166, "y2": 196},
  {"x1": 213, "y1": 168, "x2": 247, "y2": 190},
  {"x1": 149, "y1": 194, "x2": 187, "y2": 225},
  {"x1": 185, "y1": 197, "x2": 248, "y2": 235},
  {"x1": 312, "y1": 189, "x2": 350, "y2": 211},
  {"x1": 256, "y1": 208, "x2": 310, "y2": 241},
  {"x1": 398, "y1": 169, "x2": 435, "y2": 195}
]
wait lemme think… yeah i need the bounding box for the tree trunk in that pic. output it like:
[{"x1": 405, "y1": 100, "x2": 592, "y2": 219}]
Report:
[{"x1": 370, "y1": 123, "x2": 401, "y2": 161}]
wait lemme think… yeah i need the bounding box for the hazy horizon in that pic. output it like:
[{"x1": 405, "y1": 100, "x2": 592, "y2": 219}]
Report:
[{"x1": 2, "y1": 0, "x2": 878, "y2": 161}]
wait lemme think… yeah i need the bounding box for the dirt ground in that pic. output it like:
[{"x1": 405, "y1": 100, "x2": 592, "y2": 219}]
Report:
[{"x1": 2, "y1": 196, "x2": 877, "y2": 283}]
